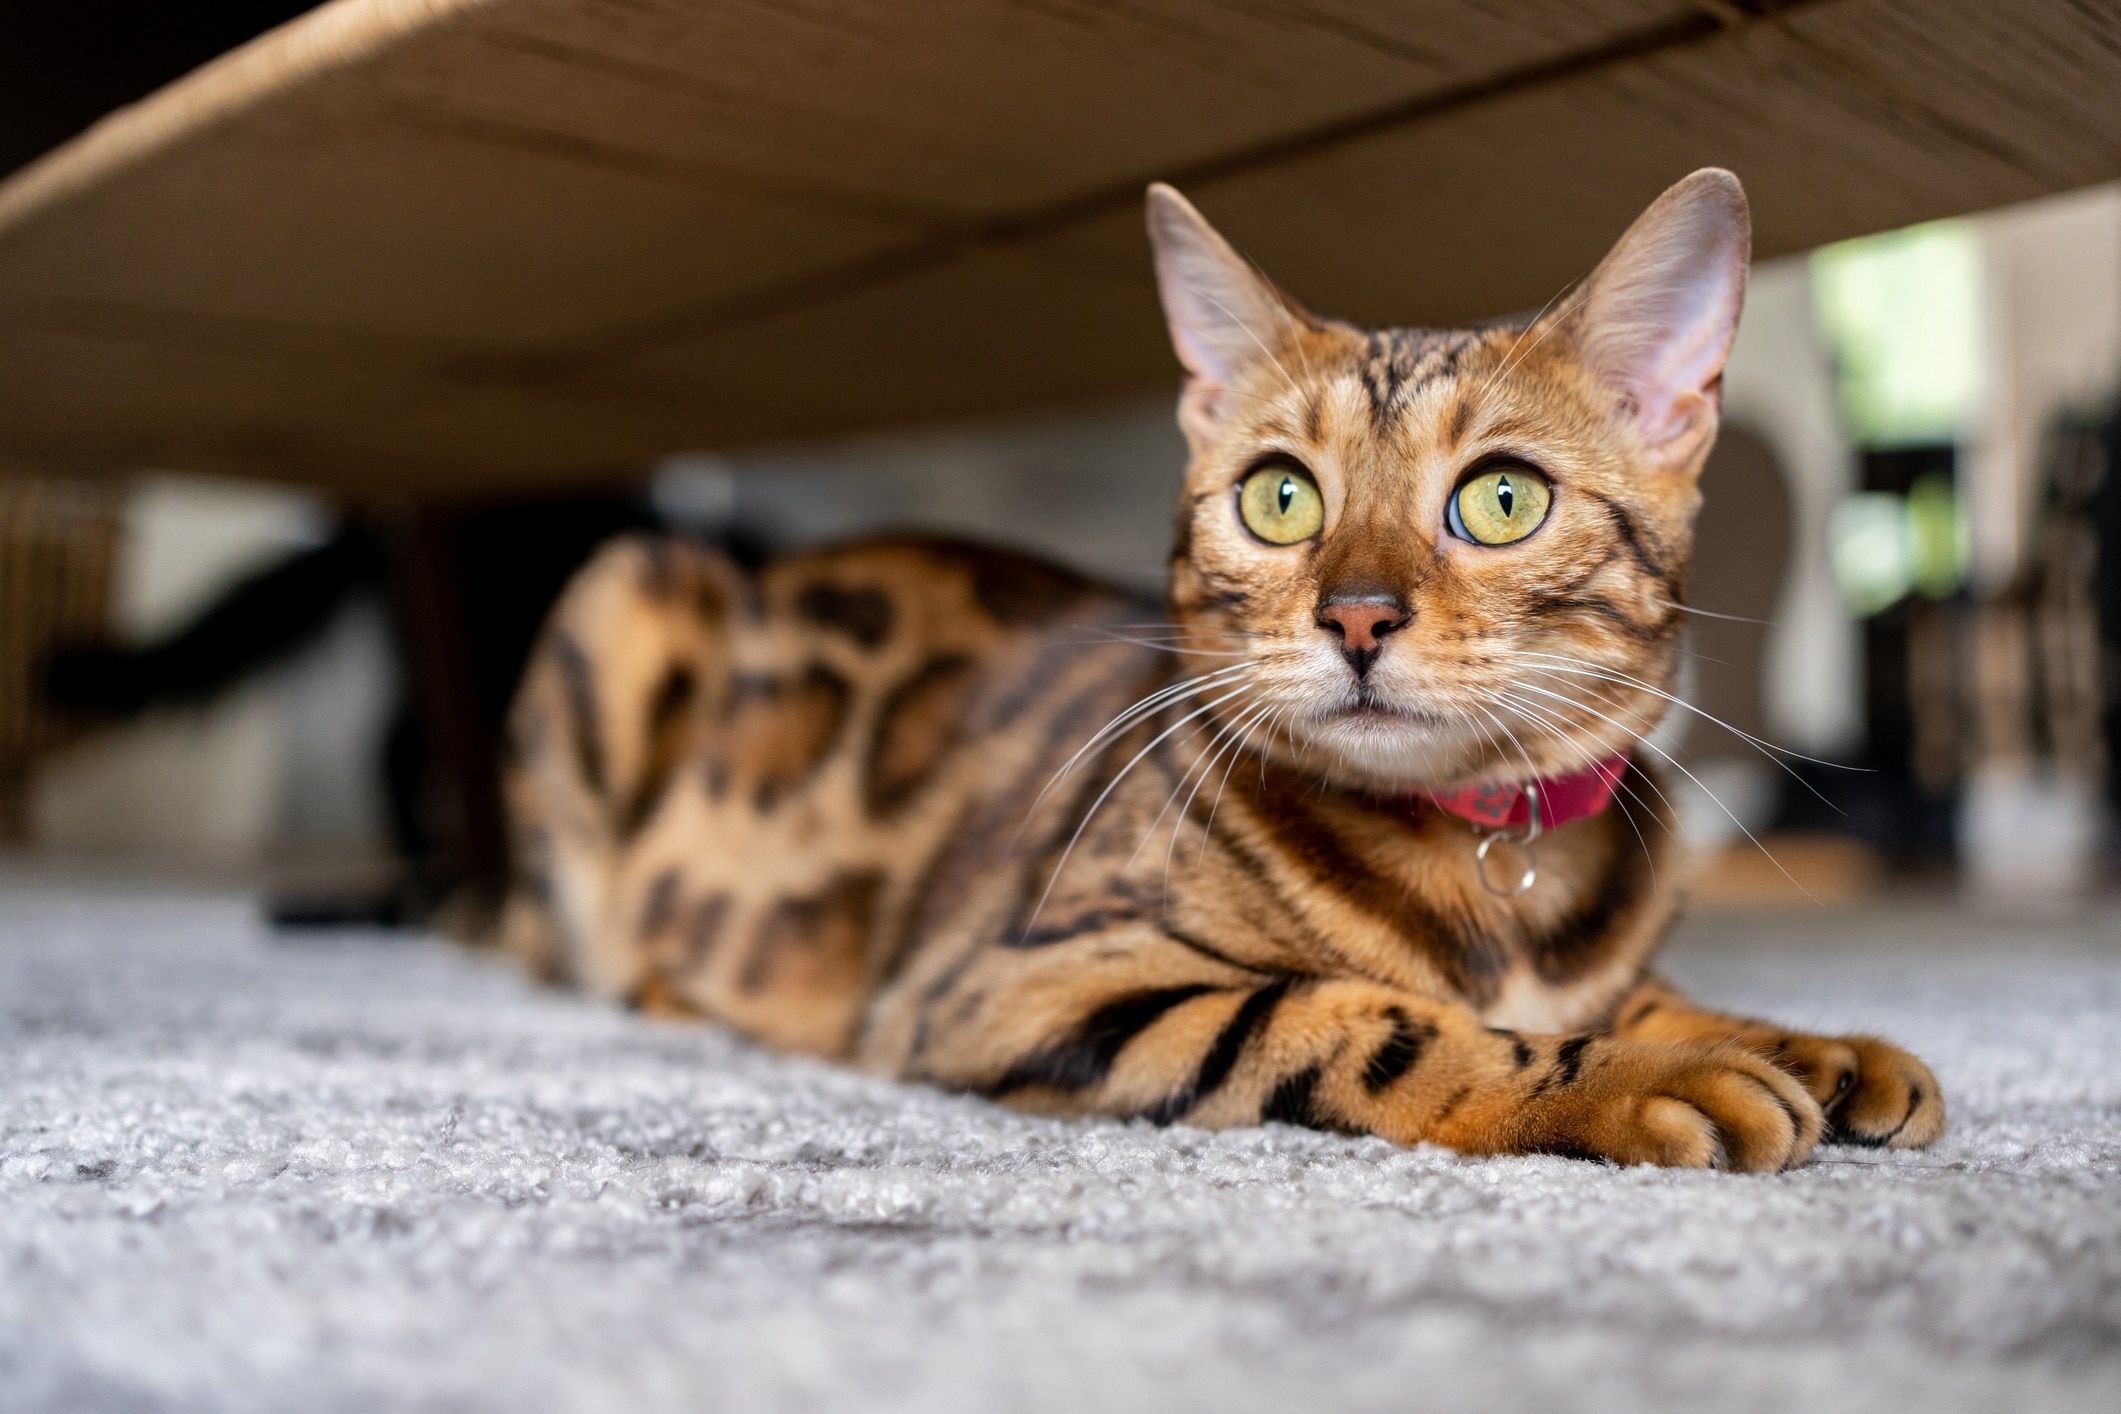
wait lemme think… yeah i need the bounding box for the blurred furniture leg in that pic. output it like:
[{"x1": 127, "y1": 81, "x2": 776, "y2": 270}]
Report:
[{"x1": 388, "y1": 507, "x2": 509, "y2": 912}]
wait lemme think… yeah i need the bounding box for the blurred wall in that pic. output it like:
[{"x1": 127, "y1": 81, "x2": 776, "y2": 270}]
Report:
[
  {"x1": 1966, "y1": 182, "x2": 2121, "y2": 592},
  {"x1": 1724, "y1": 253, "x2": 1864, "y2": 760},
  {"x1": 659, "y1": 399, "x2": 1188, "y2": 594}
]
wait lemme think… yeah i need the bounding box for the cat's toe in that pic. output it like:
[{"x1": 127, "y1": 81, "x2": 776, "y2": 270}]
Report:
[
  {"x1": 1825, "y1": 1035, "x2": 1945, "y2": 1149},
  {"x1": 1762, "y1": 1032, "x2": 1862, "y2": 1109},
  {"x1": 1533, "y1": 1044, "x2": 1823, "y2": 1172}
]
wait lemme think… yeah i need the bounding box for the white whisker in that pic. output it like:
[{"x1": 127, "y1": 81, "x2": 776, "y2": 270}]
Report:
[
  {"x1": 1477, "y1": 693, "x2": 1664, "y2": 880},
  {"x1": 1501, "y1": 681, "x2": 1816, "y2": 903},
  {"x1": 1197, "y1": 290, "x2": 1306, "y2": 402},
  {"x1": 1657, "y1": 600, "x2": 1774, "y2": 626},
  {"x1": 1021, "y1": 683, "x2": 1257, "y2": 938},
  {"x1": 1507, "y1": 649, "x2": 1852, "y2": 815},
  {"x1": 1486, "y1": 685, "x2": 1683, "y2": 825},
  {"x1": 1251, "y1": 259, "x2": 1320, "y2": 386},
  {"x1": 1155, "y1": 698, "x2": 1274, "y2": 888},
  {"x1": 1471, "y1": 276, "x2": 1593, "y2": 407},
  {"x1": 1198, "y1": 698, "x2": 1279, "y2": 866},
  {"x1": 1468, "y1": 703, "x2": 1547, "y2": 791},
  {"x1": 1026, "y1": 662, "x2": 1254, "y2": 815},
  {"x1": 1128, "y1": 694, "x2": 1265, "y2": 873}
]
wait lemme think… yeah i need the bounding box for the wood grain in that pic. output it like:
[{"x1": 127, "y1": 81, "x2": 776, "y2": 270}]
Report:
[{"x1": 0, "y1": 0, "x2": 2115, "y2": 494}]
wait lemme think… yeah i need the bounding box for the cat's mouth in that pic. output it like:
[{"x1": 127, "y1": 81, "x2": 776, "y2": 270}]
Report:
[{"x1": 1325, "y1": 691, "x2": 1450, "y2": 729}]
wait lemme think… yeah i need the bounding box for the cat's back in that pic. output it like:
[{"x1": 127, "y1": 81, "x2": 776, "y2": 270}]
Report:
[{"x1": 503, "y1": 532, "x2": 1164, "y2": 1051}]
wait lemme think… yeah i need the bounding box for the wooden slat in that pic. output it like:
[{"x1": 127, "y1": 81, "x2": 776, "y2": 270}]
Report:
[
  {"x1": 0, "y1": 0, "x2": 2116, "y2": 495},
  {"x1": 0, "y1": 471, "x2": 120, "y2": 839}
]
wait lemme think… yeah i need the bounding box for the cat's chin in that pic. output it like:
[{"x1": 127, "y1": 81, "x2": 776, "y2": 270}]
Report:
[{"x1": 1287, "y1": 706, "x2": 1488, "y2": 794}]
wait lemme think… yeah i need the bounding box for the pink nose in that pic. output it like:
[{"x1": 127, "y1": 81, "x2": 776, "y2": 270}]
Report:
[{"x1": 1315, "y1": 600, "x2": 1407, "y2": 654}]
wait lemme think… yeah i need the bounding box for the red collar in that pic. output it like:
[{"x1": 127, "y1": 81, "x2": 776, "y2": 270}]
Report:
[{"x1": 1421, "y1": 755, "x2": 1630, "y2": 832}]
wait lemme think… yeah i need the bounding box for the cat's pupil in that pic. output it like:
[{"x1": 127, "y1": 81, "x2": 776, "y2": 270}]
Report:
[
  {"x1": 1277, "y1": 479, "x2": 1294, "y2": 514},
  {"x1": 1496, "y1": 477, "x2": 1515, "y2": 517}
]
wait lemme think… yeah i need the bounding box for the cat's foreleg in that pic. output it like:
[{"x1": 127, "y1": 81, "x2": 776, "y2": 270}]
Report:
[
  {"x1": 911, "y1": 935, "x2": 1822, "y2": 1170},
  {"x1": 1607, "y1": 976, "x2": 1945, "y2": 1149}
]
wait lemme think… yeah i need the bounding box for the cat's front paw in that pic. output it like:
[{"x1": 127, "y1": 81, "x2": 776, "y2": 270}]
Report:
[
  {"x1": 1764, "y1": 1032, "x2": 1944, "y2": 1149},
  {"x1": 1518, "y1": 1042, "x2": 1824, "y2": 1172}
]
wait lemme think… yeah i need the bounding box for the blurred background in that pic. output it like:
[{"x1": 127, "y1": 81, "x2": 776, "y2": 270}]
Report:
[{"x1": 4, "y1": 2, "x2": 2120, "y2": 920}]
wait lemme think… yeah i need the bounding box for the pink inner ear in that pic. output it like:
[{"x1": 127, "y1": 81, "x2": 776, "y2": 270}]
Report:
[
  {"x1": 1635, "y1": 270, "x2": 1742, "y2": 442},
  {"x1": 1146, "y1": 186, "x2": 1298, "y2": 404},
  {"x1": 1165, "y1": 286, "x2": 1243, "y2": 390},
  {"x1": 1577, "y1": 187, "x2": 1748, "y2": 451},
  {"x1": 1155, "y1": 244, "x2": 1280, "y2": 391}
]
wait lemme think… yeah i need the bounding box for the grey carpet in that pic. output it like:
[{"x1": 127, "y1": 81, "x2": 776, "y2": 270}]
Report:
[{"x1": 2, "y1": 880, "x2": 2117, "y2": 1413}]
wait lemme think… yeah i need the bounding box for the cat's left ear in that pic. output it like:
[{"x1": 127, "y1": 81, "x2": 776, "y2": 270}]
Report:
[{"x1": 1563, "y1": 168, "x2": 1750, "y2": 472}]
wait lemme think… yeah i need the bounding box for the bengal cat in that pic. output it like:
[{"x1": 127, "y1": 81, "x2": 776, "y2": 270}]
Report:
[{"x1": 500, "y1": 170, "x2": 1944, "y2": 1171}]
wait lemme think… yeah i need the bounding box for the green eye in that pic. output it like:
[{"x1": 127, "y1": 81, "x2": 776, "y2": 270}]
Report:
[
  {"x1": 1451, "y1": 466, "x2": 1551, "y2": 546},
  {"x1": 1238, "y1": 464, "x2": 1324, "y2": 545}
]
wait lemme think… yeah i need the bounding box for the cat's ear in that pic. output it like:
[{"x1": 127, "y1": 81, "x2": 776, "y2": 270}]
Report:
[
  {"x1": 1146, "y1": 183, "x2": 1307, "y2": 444},
  {"x1": 1564, "y1": 168, "x2": 1750, "y2": 471}
]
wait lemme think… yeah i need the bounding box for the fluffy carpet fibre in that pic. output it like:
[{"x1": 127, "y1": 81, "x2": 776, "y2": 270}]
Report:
[{"x1": 2, "y1": 880, "x2": 2117, "y2": 1413}]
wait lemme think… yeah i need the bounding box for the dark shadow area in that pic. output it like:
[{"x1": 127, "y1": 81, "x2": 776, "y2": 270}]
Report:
[{"x1": 0, "y1": 4, "x2": 321, "y2": 179}]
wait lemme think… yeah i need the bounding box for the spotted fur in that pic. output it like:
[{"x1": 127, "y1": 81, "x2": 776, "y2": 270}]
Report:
[{"x1": 500, "y1": 172, "x2": 1944, "y2": 1169}]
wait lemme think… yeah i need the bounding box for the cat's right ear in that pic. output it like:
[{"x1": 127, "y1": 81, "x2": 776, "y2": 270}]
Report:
[{"x1": 1146, "y1": 184, "x2": 1305, "y2": 445}]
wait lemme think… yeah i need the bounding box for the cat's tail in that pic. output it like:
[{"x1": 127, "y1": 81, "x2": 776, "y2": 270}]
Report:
[
  {"x1": 42, "y1": 528, "x2": 386, "y2": 716},
  {"x1": 498, "y1": 533, "x2": 742, "y2": 995}
]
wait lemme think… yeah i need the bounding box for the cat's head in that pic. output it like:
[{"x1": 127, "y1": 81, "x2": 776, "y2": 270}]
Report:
[{"x1": 1147, "y1": 169, "x2": 1748, "y2": 794}]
